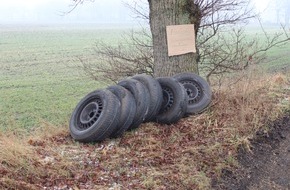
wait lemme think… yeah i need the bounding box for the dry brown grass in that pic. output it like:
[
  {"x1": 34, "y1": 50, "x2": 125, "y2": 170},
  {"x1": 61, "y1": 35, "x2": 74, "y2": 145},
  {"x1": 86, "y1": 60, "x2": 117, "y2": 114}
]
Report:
[
  {"x1": 0, "y1": 131, "x2": 42, "y2": 190},
  {"x1": 0, "y1": 122, "x2": 75, "y2": 189},
  {"x1": 0, "y1": 72, "x2": 289, "y2": 189}
]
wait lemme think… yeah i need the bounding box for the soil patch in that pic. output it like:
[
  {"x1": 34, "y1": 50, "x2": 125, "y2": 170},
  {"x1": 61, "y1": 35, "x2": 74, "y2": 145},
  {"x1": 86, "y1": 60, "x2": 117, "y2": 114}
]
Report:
[{"x1": 213, "y1": 114, "x2": 290, "y2": 190}]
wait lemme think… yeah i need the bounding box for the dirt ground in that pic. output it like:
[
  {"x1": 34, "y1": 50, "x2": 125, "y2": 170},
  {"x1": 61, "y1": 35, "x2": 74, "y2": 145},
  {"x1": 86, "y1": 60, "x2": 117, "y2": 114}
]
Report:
[{"x1": 213, "y1": 114, "x2": 290, "y2": 190}]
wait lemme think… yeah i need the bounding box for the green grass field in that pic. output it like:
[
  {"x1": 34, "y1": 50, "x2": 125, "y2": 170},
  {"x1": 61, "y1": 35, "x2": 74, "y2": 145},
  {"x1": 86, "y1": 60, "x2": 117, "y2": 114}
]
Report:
[
  {"x1": 0, "y1": 24, "x2": 131, "y2": 130},
  {"x1": 247, "y1": 26, "x2": 290, "y2": 72},
  {"x1": 0, "y1": 24, "x2": 289, "y2": 130}
]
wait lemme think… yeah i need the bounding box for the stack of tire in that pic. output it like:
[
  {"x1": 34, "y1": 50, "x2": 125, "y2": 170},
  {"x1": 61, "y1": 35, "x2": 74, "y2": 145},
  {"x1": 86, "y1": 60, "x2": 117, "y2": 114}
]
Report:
[{"x1": 69, "y1": 72, "x2": 212, "y2": 142}]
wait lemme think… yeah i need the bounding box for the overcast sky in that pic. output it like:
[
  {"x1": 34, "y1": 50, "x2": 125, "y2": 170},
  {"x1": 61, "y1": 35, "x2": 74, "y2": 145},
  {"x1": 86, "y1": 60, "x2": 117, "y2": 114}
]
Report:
[{"x1": 0, "y1": 0, "x2": 276, "y2": 24}]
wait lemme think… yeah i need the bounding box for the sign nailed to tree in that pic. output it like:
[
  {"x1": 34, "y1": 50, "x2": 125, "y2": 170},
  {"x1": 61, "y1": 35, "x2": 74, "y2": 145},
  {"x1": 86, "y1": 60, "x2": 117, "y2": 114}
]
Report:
[{"x1": 166, "y1": 24, "x2": 196, "y2": 56}]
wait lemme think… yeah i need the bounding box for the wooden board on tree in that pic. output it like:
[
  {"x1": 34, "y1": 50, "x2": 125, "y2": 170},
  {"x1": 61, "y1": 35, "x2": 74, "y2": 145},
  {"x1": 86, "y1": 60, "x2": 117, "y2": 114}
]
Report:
[{"x1": 166, "y1": 24, "x2": 196, "y2": 56}]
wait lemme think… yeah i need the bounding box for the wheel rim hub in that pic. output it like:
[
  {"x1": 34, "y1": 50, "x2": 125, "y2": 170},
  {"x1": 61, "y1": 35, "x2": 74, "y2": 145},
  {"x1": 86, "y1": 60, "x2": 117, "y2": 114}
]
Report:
[
  {"x1": 181, "y1": 81, "x2": 203, "y2": 104},
  {"x1": 161, "y1": 87, "x2": 174, "y2": 113},
  {"x1": 78, "y1": 98, "x2": 103, "y2": 130}
]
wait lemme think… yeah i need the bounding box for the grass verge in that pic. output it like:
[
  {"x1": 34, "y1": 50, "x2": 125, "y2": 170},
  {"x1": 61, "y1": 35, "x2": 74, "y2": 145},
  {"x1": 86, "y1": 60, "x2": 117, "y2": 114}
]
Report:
[{"x1": 0, "y1": 72, "x2": 289, "y2": 189}]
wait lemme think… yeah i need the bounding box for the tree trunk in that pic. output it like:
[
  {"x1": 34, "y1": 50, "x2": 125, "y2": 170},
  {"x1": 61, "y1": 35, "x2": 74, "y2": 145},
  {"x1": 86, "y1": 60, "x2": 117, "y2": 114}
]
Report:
[{"x1": 148, "y1": 0, "x2": 199, "y2": 77}]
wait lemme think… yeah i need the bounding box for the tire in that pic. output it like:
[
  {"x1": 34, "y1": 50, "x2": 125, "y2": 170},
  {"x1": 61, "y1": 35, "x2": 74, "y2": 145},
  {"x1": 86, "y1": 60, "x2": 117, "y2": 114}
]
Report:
[
  {"x1": 132, "y1": 74, "x2": 163, "y2": 122},
  {"x1": 155, "y1": 77, "x2": 188, "y2": 124},
  {"x1": 117, "y1": 78, "x2": 150, "y2": 129},
  {"x1": 107, "y1": 85, "x2": 137, "y2": 138},
  {"x1": 69, "y1": 89, "x2": 121, "y2": 142},
  {"x1": 173, "y1": 72, "x2": 212, "y2": 114}
]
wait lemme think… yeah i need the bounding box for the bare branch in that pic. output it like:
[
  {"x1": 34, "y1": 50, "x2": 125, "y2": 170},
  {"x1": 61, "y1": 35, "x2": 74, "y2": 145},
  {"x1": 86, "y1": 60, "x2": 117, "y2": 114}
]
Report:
[
  {"x1": 66, "y1": 0, "x2": 95, "y2": 14},
  {"x1": 124, "y1": 0, "x2": 150, "y2": 21}
]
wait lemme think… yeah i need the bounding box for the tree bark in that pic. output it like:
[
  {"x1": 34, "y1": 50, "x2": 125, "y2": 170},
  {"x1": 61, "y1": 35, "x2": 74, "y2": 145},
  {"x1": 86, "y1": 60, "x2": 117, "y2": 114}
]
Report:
[{"x1": 148, "y1": 0, "x2": 199, "y2": 77}]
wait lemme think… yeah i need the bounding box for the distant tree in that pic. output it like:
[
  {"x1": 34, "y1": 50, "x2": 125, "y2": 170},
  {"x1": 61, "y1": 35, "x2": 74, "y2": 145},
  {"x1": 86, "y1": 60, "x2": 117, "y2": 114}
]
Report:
[
  {"x1": 286, "y1": 0, "x2": 290, "y2": 25},
  {"x1": 273, "y1": 0, "x2": 290, "y2": 24}
]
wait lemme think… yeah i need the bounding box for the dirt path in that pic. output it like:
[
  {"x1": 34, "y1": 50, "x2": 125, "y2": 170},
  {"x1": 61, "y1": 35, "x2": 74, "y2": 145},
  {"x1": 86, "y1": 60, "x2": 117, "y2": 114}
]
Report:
[{"x1": 213, "y1": 115, "x2": 290, "y2": 190}]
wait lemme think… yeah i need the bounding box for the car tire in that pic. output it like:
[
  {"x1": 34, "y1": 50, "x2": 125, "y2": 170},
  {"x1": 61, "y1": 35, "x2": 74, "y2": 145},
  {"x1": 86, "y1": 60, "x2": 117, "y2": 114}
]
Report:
[
  {"x1": 155, "y1": 77, "x2": 188, "y2": 124},
  {"x1": 117, "y1": 78, "x2": 150, "y2": 129},
  {"x1": 107, "y1": 85, "x2": 137, "y2": 137},
  {"x1": 132, "y1": 74, "x2": 163, "y2": 122},
  {"x1": 69, "y1": 89, "x2": 121, "y2": 142},
  {"x1": 173, "y1": 72, "x2": 212, "y2": 114}
]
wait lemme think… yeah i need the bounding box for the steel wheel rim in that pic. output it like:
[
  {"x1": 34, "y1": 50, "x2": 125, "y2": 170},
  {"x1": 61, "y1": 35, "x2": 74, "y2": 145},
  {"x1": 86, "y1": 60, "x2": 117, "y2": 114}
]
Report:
[
  {"x1": 77, "y1": 98, "x2": 103, "y2": 130},
  {"x1": 161, "y1": 87, "x2": 174, "y2": 113},
  {"x1": 181, "y1": 81, "x2": 203, "y2": 104}
]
